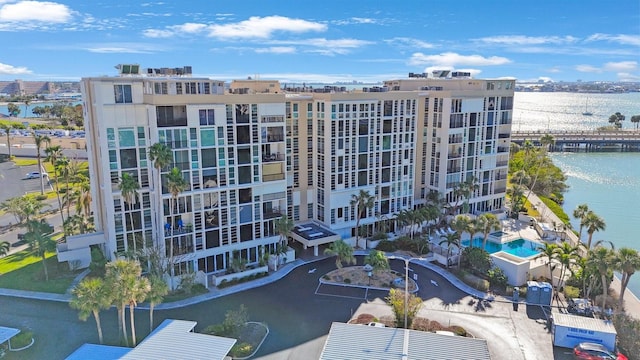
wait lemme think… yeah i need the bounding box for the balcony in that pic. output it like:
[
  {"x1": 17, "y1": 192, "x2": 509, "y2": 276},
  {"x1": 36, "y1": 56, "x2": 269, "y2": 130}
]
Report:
[
  {"x1": 263, "y1": 207, "x2": 284, "y2": 220},
  {"x1": 497, "y1": 147, "x2": 509, "y2": 153},
  {"x1": 263, "y1": 163, "x2": 285, "y2": 182},
  {"x1": 447, "y1": 167, "x2": 461, "y2": 174},
  {"x1": 496, "y1": 161, "x2": 509, "y2": 167},
  {"x1": 262, "y1": 153, "x2": 285, "y2": 162},
  {"x1": 263, "y1": 173, "x2": 285, "y2": 182}
]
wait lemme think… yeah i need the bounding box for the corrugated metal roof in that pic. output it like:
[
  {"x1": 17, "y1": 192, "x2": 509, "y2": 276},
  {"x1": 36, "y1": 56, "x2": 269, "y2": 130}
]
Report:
[
  {"x1": 121, "y1": 319, "x2": 236, "y2": 360},
  {"x1": 65, "y1": 344, "x2": 131, "y2": 360},
  {"x1": 320, "y1": 322, "x2": 491, "y2": 360},
  {"x1": 0, "y1": 326, "x2": 20, "y2": 344},
  {"x1": 553, "y1": 313, "x2": 617, "y2": 334}
]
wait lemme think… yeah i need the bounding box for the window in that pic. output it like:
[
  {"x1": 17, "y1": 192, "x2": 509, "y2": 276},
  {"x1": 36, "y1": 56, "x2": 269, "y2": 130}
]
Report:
[
  {"x1": 199, "y1": 109, "x2": 215, "y2": 125},
  {"x1": 114, "y1": 84, "x2": 132, "y2": 104}
]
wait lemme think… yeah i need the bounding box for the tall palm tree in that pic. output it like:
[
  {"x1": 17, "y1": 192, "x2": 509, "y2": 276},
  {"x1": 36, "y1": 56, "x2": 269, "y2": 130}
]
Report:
[
  {"x1": 119, "y1": 173, "x2": 140, "y2": 252},
  {"x1": 0, "y1": 123, "x2": 13, "y2": 158},
  {"x1": 70, "y1": 277, "x2": 111, "y2": 344},
  {"x1": 126, "y1": 272, "x2": 150, "y2": 346},
  {"x1": 395, "y1": 209, "x2": 411, "y2": 237},
  {"x1": 23, "y1": 98, "x2": 31, "y2": 118},
  {"x1": 33, "y1": 134, "x2": 50, "y2": 195},
  {"x1": 539, "y1": 133, "x2": 555, "y2": 152},
  {"x1": 324, "y1": 240, "x2": 356, "y2": 269},
  {"x1": 0, "y1": 241, "x2": 9, "y2": 257},
  {"x1": 450, "y1": 214, "x2": 472, "y2": 268},
  {"x1": 475, "y1": 213, "x2": 501, "y2": 250},
  {"x1": 555, "y1": 242, "x2": 580, "y2": 304},
  {"x1": 166, "y1": 167, "x2": 188, "y2": 262},
  {"x1": 350, "y1": 190, "x2": 375, "y2": 249},
  {"x1": 573, "y1": 204, "x2": 590, "y2": 239},
  {"x1": 582, "y1": 211, "x2": 606, "y2": 249},
  {"x1": 64, "y1": 158, "x2": 81, "y2": 218},
  {"x1": 538, "y1": 243, "x2": 559, "y2": 283},
  {"x1": 45, "y1": 145, "x2": 65, "y2": 227},
  {"x1": 147, "y1": 275, "x2": 169, "y2": 333},
  {"x1": 615, "y1": 247, "x2": 640, "y2": 310},
  {"x1": 588, "y1": 246, "x2": 615, "y2": 310},
  {"x1": 274, "y1": 216, "x2": 294, "y2": 269},
  {"x1": 148, "y1": 142, "x2": 173, "y2": 191},
  {"x1": 24, "y1": 219, "x2": 56, "y2": 281},
  {"x1": 439, "y1": 232, "x2": 460, "y2": 268},
  {"x1": 105, "y1": 259, "x2": 141, "y2": 346},
  {"x1": 75, "y1": 176, "x2": 92, "y2": 221}
]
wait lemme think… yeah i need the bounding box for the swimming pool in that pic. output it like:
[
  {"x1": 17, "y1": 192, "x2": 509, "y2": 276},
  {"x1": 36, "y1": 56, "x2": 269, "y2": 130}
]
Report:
[
  {"x1": 490, "y1": 231, "x2": 506, "y2": 237},
  {"x1": 461, "y1": 237, "x2": 541, "y2": 258}
]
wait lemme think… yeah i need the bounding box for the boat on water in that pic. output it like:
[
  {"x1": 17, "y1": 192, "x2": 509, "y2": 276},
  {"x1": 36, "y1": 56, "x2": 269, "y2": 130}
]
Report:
[{"x1": 582, "y1": 98, "x2": 593, "y2": 116}]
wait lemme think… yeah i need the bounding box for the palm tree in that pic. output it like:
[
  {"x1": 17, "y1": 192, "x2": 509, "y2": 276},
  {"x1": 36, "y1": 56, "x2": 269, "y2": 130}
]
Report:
[
  {"x1": 582, "y1": 211, "x2": 606, "y2": 249},
  {"x1": 395, "y1": 209, "x2": 411, "y2": 237},
  {"x1": 166, "y1": 167, "x2": 188, "y2": 245},
  {"x1": 630, "y1": 114, "x2": 640, "y2": 130},
  {"x1": 350, "y1": 190, "x2": 375, "y2": 249},
  {"x1": 0, "y1": 124, "x2": 13, "y2": 158},
  {"x1": 126, "y1": 272, "x2": 150, "y2": 346},
  {"x1": 45, "y1": 145, "x2": 65, "y2": 227},
  {"x1": 573, "y1": 204, "x2": 590, "y2": 239},
  {"x1": 450, "y1": 215, "x2": 472, "y2": 268},
  {"x1": 615, "y1": 247, "x2": 640, "y2": 310},
  {"x1": 364, "y1": 250, "x2": 389, "y2": 276},
  {"x1": 555, "y1": 242, "x2": 580, "y2": 304},
  {"x1": 439, "y1": 232, "x2": 460, "y2": 268},
  {"x1": 105, "y1": 259, "x2": 142, "y2": 346},
  {"x1": 475, "y1": 213, "x2": 501, "y2": 250},
  {"x1": 119, "y1": 173, "x2": 140, "y2": 252},
  {"x1": 148, "y1": 142, "x2": 173, "y2": 193},
  {"x1": 75, "y1": 176, "x2": 92, "y2": 225},
  {"x1": 70, "y1": 277, "x2": 111, "y2": 344},
  {"x1": 147, "y1": 275, "x2": 169, "y2": 332},
  {"x1": 63, "y1": 158, "x2": 81, "y2": 218},
  {"x1": 273, "y1": 216, "x2": 294, "y2": 269},
  {"x1": 23, "y1": 98, "x2": 31, "y2": 117},
  {"x1": 0, "y1": 241, "x2": 9, "y2": 257},
  {"x1": 24, "y1": 219, "x2": 56, "y2": 281},
  {"x1": 34, "y1": 134, "x2": 50, "y2": 195},
  {"x1": 588, "y1": 246, "x2": 616, "y2": 310},
  {"x1": 539, "y1": 133, "x2": 555, "y2": 152},
  {"x1": 324, "y1": 240, "x2": 356, "y2": 269},
  {"x1": 538, "y1": 243, "x2": 559, "y2": 283}
]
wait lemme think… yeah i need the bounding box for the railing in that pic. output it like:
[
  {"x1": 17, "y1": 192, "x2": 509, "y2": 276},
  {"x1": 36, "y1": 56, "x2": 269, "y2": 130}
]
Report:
[
  {"x1": 263, "y1": 173, "x2": 285, "y2": 182},
  {"x1": 262, "y1": 153, "x2": 285, "y2": 162}
]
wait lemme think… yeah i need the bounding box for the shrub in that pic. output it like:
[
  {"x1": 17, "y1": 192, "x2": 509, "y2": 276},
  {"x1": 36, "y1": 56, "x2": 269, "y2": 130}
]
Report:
[
  {"x1": 35, "y1": 194, "x2": 48, "y2": 201},
  {"x1": 564, "y1": 285, "x2": 580, "y2": 299},
  {"x1": 450, "y1": 325, "x2": 467, "y2": 337},
  {"x1": 487, "y1": 267, "x2": 508, "y2": 289},
  {"x1": 461, "y1": 247, "x2": 491, "y2": 274},
  {"x1": 11, "y1": 331, "x2": 33, "y2": 348},
  {"x1": 376, "y1": 240, "x2": 397, "y2": 252},
  {"x1": 231, "y1": 342, "x2": 254, "y2": 357},
  {"x1": 322, "y1": 275, "x2": 330, "y2": 280},
  {"x1": 344, "y1": 278, "x2": 351, "y2": 284},
  {"x1": 372, "y1": 232, "x2": 389, "y2": 241}
]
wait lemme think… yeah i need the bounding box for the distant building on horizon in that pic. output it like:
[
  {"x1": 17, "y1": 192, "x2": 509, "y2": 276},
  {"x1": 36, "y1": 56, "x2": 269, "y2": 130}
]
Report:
[
  {"x1": 0, "y1": 79, "x2": 80, "y2": 96},
  {"x1": 58, "y1": 66, "x2": 514, "y2": 289}
]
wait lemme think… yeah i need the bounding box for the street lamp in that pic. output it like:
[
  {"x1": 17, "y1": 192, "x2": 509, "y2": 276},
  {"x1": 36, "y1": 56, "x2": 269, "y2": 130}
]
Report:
[{"x1": 387, "y1": 255, "x2": 427, "y2": 329}]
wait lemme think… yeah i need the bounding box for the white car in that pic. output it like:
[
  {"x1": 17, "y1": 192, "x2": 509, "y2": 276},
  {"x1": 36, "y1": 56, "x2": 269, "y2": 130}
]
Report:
[{"x1": 25, "y1": 172, "x2": 48, "y2": 179}]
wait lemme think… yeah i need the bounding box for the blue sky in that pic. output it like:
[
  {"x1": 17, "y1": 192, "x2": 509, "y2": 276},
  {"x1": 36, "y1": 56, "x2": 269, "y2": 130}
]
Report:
[{"x1": 0, "y1": 0, "x2": 638, "y2": 83}]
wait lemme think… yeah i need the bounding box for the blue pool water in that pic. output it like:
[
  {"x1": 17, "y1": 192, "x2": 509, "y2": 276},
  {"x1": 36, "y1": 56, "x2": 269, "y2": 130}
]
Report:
[{"x1": 461, "y1": 238, "x2": 542, "y2": 258}]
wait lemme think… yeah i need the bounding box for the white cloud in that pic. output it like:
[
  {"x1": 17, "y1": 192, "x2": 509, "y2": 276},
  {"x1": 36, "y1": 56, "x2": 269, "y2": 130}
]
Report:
[
  {"x1": 385, "y1": 37, "x2": 435, "y2": 49},
  {"x1": 0, "y1": 1, "x2": 72, "y2": 23},
  {"x1": 616, "y1": 72, "x2": 640, "y2": 82},
  {"x1": 84, "y1": 43, "x2": 165, "y2": 54},
  {"x1": 265, "y1": 37, "x2": 372, "y2": 56},
  {"x1": 143, "y1": 22, "x2": 207, "y2": 38},
  {"x1": 207, "y1": 16, "x2": 326, "y2": 39},
  {"x1": 602, "y1": 61, "x2": 637, "y2": 72},
  {"x1": 0, "y1": 62, "x2": 32, "y2": 75},
  {"x1": 575, "y1": 64, "x2": 602, "y2": 73},
  {"x1": 586, "y1": 33, "x2": 640, "y2": 46},
  {"x1": 333, "y1": 17, "x2": 379, "y2": 25},
  {"x1": 409, "y1": 52, "x2": 511, "y2": 67},
  {"x1": 476, "y1": 35, "x2": 578, "y2": 45},
  {"x1": 254, "y1": 46, "x2": 296, "y2": 54}
]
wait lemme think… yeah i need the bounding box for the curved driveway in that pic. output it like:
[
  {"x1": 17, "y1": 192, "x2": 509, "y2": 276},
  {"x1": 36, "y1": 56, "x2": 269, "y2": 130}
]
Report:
[{"x1": 0, "y1": 255, "x2": 569, "y2": 360}]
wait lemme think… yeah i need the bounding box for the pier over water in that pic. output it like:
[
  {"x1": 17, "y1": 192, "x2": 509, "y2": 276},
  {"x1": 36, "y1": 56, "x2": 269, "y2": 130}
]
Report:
[{"x1": 511, "y1": 130, "x2": 640, "y2": 152}]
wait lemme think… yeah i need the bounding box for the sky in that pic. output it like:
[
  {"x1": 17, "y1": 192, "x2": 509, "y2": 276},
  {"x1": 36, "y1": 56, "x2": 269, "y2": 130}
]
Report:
[{"x1": 0, "y1": 0, "x2": 638, "y2": 83}]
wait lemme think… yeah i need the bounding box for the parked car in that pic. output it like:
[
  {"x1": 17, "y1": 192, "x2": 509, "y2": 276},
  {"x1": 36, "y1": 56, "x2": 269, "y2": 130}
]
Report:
[
  {"x1": 573, "y1": 342, "x2": 628, "y2": 360},
  {"x1": 25, "y1": 172, "x2": 48, "y2": 179}
]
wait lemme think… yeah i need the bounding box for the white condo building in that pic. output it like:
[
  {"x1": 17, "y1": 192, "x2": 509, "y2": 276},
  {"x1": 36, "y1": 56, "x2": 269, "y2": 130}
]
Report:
[{"x1": 58, "y1": 67, "x2": 514, "y2": 288}]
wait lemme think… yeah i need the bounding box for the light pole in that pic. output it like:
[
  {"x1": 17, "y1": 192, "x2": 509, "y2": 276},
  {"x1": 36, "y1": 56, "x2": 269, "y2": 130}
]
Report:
[{"x1": 388, "y1": 255, "x2": 427, "y2": 329}]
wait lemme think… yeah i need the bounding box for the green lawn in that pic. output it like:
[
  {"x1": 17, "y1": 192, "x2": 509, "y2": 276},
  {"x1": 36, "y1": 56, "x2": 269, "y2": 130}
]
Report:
[{"x1": 0, "y1": 251, "x2": 77, "y2": 294}]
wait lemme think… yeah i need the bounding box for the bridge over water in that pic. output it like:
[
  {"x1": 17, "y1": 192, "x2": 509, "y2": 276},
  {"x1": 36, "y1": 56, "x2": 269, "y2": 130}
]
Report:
[{"x1": 511, "y1": 130, "x2": 640, "y2": 152}]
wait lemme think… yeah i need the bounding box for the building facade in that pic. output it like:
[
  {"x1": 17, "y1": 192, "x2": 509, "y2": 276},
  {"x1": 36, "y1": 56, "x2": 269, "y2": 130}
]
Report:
[{"x1": 66, "y1": 68, "x2": 513, "y2": 286}]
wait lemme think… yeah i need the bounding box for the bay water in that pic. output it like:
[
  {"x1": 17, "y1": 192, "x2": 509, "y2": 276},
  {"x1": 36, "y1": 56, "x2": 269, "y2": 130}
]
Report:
[{"x1": 514, "y1": 91, "x2": 640, "y2": 297}]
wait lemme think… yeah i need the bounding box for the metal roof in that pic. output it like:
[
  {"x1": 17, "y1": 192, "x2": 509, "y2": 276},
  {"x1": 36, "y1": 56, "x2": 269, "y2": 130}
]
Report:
[
  {"x1": 121, "y1": 319, "x2": 236, "y2": 360},
  {"x1": 65, "y1": 344, "x2": 131, "y2": 360},
  {"x1": 320, "y1": 322, "x2": 491, "y2": 360},
  {"x1": 553, "y1": 313, "x2": 617, "y2": 334},
  {"x1": 0, "y1": 326, "x2": 20, "y2": 345}
]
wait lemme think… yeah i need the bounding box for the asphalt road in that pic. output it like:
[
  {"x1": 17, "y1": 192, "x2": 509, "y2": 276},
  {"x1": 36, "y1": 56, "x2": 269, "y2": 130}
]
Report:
[{"x1": 0, "y1": 161, "x2": 52, "y2": 205}]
